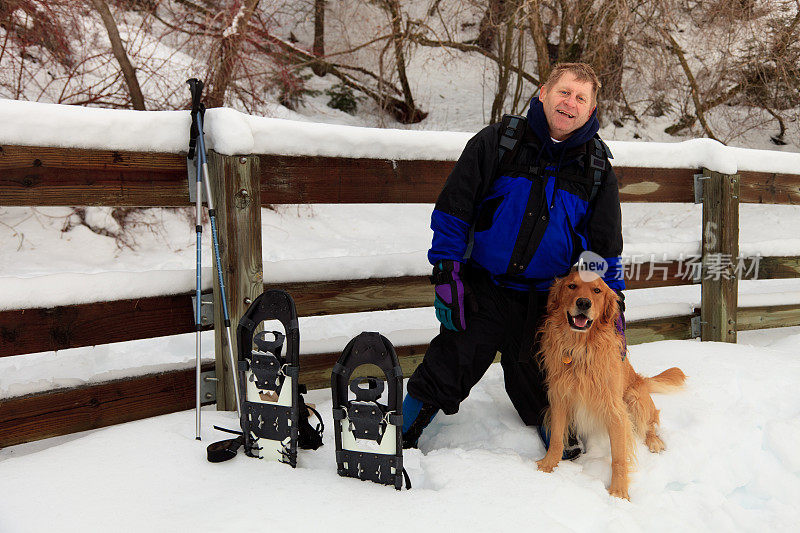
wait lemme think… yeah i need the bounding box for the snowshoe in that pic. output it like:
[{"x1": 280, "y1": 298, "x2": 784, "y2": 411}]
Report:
[
  {"x1": 331, "y1": 332, "x2": 410, "y2": 490},
  {"x1": 237, "y1": 289, "x2": 301, "y2": 466}
]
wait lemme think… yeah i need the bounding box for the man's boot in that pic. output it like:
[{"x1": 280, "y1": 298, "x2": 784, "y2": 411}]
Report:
[
  {"x1": 401, "y1": 394, "x2": 439, "y2": 449},
  {"x1": 536, "y1": 425, "x2": 583, "y2": 461}
]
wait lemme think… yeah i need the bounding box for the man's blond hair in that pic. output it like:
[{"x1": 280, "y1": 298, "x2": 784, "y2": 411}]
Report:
[{"x1": 543, "y1": 63, "x2": 602, "y2": 104}]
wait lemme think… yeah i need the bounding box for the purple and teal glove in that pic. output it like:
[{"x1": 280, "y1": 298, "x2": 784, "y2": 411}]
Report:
[
  {"x1": 431, "y1": 260, "x2": 471, "y2": 332},
  {"x1": 615, "y1": 290, "x2": 627, "y2": 358}
]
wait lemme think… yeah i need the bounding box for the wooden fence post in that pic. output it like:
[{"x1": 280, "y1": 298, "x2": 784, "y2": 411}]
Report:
[
  {"x1": 700, "y1": 167, "x2": 739, "y2": 342},
  {"x1": 207, "y1": 152, "x2": 263, "y2": 410}
]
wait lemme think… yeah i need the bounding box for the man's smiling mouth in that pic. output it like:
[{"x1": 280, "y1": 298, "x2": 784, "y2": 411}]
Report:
[{"x1": 557, "y1": 109, "x2": 575, "y2": 118}]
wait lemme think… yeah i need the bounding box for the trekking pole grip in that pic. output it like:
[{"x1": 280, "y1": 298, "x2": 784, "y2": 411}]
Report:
[
  {"x1": 186, "y1": 78, "x2": 205, "y2": 160},
  {"x1": 187, "y1": 78, "x2": 204, "y2": 112}
]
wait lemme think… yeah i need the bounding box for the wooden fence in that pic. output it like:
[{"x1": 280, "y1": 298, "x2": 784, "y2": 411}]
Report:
[{"x1": 2, "y1": 142, "x2": 800, "y2": 448}]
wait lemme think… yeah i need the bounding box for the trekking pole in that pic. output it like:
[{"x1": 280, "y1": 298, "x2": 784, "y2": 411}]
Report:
[
  {"x1": 188, "y1": 78, "x2": 243, "y2": 419},
  {"x1": 188, "y1": 78, "x2": 205, "y2": 440}
]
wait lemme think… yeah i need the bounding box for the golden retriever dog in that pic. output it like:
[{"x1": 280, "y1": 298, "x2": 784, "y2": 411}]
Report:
[{"x1": 536, "y1": 270, "x2": 686, "y2": 500}]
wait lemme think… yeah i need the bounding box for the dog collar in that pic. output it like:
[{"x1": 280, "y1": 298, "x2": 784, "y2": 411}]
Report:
[{"x1": 562, "y1": 348, "x2": 580, "y2": 365}]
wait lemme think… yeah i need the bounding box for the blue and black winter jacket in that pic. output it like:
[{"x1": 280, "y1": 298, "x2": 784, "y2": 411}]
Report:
[{"x1": 428, "y1": 98, "x2": 625, "y2": 291}]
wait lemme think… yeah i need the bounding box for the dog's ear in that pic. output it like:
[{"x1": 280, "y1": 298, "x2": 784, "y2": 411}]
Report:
[{"x1": 601, "y1": 284, "x2": 619, "y2": 324}]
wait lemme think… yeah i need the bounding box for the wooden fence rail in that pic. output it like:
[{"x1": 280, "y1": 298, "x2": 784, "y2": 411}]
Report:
[
  {"x1": 0, "y1": 266, "x2": 699, "y2": 358},
  {"x1": 3, "y1": 143, "x2": 800, "y2": 448},
  {"x1": 0, "y1": 314, "x2": 699, "y2": 448},
  {"x1": 4, "y1": 253, "x2": 799, "y2": 359}
]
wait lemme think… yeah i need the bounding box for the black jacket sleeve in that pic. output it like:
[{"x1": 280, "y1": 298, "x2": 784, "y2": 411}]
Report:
[{"x1": 586, "y1": 165, "x2": 625, "y2": 290}]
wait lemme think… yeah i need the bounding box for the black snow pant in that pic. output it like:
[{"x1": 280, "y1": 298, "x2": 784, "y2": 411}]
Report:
[{"x1": 407, "y1": 266, "x2": 551, "y2": 427}]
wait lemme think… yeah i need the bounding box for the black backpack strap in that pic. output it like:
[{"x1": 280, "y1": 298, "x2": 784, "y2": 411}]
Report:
[
  {"x1": 464, "y1": 114, "x2": 528, "y2": 261},
  {"x1": 574, "y1": 136, "x2": 613, "y2": 242},
  {"x1": 586, "y1": 136, "x2": 614, "y2": 204},
  {"x1": 498, "y1": 114, "x2": 527, "y2": 169}
]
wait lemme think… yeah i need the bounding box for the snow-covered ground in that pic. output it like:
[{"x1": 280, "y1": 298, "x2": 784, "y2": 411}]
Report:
[{"x1": 2, "y1": 327, "x2": 800, "y2": 532}]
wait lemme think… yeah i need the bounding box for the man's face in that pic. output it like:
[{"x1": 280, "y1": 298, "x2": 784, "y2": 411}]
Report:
[{"x1": 538, "y1": 72, "x2": 596, "y2": 141}]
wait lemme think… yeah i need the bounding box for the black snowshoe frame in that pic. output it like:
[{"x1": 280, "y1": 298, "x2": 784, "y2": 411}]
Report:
[
  {"x1": 332, "y1": 332, "x2": 407, "y2": 490},
  {"x1": 237, "y1": 289, "x2": 300, "y2": 467}
]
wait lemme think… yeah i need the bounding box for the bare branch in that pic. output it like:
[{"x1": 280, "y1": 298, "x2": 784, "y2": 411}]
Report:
[
  {"x1": 659, "y1": 27, "x2": 721, "y2": 142},
  {"x1": 89, "y1": 0, "x2": 146, "y2": 110},
  {"x1": 382, "y1": 0, "x2": 417, "y2": 117},
  {"x1": 409, "y1": 35, "x2": 539, "y2": 85}
]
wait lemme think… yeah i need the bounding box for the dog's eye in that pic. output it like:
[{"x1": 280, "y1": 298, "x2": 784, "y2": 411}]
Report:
[
  {"x1": 568, "y1": 283, "x2": 577, "y2": 289},
  {"x1": 593, "y1": 288, "x2": 601, "y2": 294}
]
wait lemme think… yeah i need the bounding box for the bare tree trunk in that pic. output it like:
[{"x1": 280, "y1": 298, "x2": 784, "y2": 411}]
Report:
[
  {"x1": 526, "y1": 0, "x2": 551, "y2": 83},
  {"x1": 311, "y1": 0, "x2": 328, "y2": 76},
  {"x1": 556, "y1": 0, "x2": 570, "y2": 61},
  {"x1": 89, "y1": 0, "x2": 146, "y2": 110},
  {"x1": 511, "y1": 28, "x2": 527, "y2": 113},
  {"x1": 384, "y1": 0, "x2": 417, "y2": 116},
  {"x1": 206, "y1": 0, "x2": 261, "y2": 108},
  {"x1": 491, "y1": 14, "x2": 516, "y2": 123},
  {"x1": 660, "y1": 28, "x2": 720, "y2": 142}
]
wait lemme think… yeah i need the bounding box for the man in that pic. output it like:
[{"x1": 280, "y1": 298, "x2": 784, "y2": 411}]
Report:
[{"x1": 402, "y1": 63, "x2": 625, "y2": 457}]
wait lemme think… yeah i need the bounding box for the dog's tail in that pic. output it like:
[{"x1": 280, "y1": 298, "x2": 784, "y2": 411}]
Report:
[{"x1": 646, "y1": 367, "x2": 686, "y2": 393}]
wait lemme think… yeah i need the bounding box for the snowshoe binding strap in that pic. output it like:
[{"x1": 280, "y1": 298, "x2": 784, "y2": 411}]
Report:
[
  {"x1": 246, "y1": 403, "x2": 292, "y2": 441},
  {"x1": 254, "y1": 330, "x2": 284, "y2": 355},
  {"x1": 298, "y1": 394, "x2": 325, "y2": 450},
  {"x1": 335, "y1": 450, "x2": 411, "y2": 490},
  {"x1": 350, "y1": 376, "x2": 385, "y2": 401},
  {"x1": 206, "y1": 426, "x2": 244, "y2": 463},
  {"x1": 247, "y1": 332, "x2": 286, "y2": 392},
  {"x1": 345, "y1": 377, "x2": 388, "y2": 442},
  {"x1": 347, "y1": 401, "x2": 387, "y2": 442}
]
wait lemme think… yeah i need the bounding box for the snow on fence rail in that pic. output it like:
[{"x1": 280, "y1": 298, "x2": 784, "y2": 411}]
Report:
[
  {"x1": 2, "y1": 101, "x2": 800, "y2": 447},
  {"x1": 2, "y1": 99, "x2": 799, "y2": 175}
]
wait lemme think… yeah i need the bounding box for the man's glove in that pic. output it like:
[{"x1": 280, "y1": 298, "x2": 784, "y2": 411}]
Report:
[
  {"x1": 430, "y1": 260, "x2": 472, "y2": 332},
  {"x1": 614, "y1": 289, "x2": 626, "y2": 314}
]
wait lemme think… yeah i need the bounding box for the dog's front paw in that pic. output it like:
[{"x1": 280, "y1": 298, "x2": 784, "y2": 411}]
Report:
[
  {"x1": 608, "y1": 484, "x2": 630, "y2": 500},
  {"x1": 536, "y1": 458, "x2": 559, "y2": 473},
  {"x1": 646, "y1": 434, "x2": 665, "y2": 453}
]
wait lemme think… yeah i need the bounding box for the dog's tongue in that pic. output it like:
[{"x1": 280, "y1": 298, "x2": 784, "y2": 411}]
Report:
[{"x1": 573, "y1": 315, "x2": 589, "y2": 328}]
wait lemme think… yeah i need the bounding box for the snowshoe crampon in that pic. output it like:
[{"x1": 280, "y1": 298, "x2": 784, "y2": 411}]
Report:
[
  {"x1": 332, "y1": 332, "x2": 410, "y2": 490},
  {"x1": 237, "y1": 289, "x2": 300, "y2": 466}
]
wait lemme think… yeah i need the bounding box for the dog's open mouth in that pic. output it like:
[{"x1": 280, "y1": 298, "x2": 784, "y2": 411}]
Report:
[{"x1": 567, "y1": 312, "x2": 593, "y2": 331}]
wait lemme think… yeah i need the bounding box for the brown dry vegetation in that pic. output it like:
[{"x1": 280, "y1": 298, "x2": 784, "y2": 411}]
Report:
[{"x1": 1, "y1": 0, "x2": 797, "y2": 142}]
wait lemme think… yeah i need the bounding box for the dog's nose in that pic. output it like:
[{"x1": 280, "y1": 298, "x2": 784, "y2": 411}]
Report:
[{"x1": 576, "y1": 298, "x2": 592, "y2": 312}]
